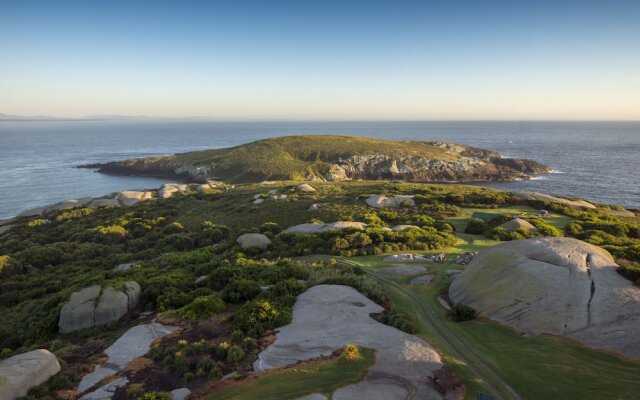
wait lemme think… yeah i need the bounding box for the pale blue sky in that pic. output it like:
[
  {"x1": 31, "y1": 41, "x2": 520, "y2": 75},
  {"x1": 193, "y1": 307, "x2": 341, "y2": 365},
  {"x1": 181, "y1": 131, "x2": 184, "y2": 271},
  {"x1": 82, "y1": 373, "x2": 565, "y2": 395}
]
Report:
[{"x1": 1, "y1": 0, "x2": 639, "y2": 119}]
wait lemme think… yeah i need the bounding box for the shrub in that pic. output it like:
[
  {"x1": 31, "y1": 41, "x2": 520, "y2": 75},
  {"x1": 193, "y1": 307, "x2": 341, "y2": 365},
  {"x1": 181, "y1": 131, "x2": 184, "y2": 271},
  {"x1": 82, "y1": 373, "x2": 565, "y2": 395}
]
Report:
[
  {"x1": 448, "y1": 303, "x2": 477, "y2": 322},
  {"x1": 465, "y1": 218, "x2": 487, "y2": 235},
  {"x1": 222, "y1": 279, "x2": 261, "y2": 303},
  {"x1": 164, "y1": 222, "x2": 184, "y2": 234},
  {"x1": 233, "y1": 299, "x2": 292, "y2": 336},
  {"x1": 176, "y1": 295, "x2": 226, "y2": 319},
  {"x1": 259, "y1": 222, "x2": 281, "y2": 235},
  {"x1": 379, "y1": 308, "x2": 417, "y2": 333},
  {"x1": 226, "y1": 345, "x2": 245, "y2": 364},
  {"x1": 92, "y1": 225, "x2": 128, "y2": 244},
  {"x1": 0, "y1": 255, "x2": 22, "y2": 278},
  {"x1": 342, "y1": 343, "x2": 360, "y2": 361}
]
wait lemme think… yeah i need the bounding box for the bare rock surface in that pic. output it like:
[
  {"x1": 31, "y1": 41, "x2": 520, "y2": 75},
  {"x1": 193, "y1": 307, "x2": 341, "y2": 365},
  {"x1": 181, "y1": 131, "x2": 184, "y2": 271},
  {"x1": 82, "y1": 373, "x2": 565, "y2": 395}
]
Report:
[
  {"x1": 116, "y1": 191, "x2": 154, "y2": 206},
  {"x1": 170, "y1": 387, "x2": 191, "y2": 400},
  {"x1": 366, "y1": 194, "x2": 415, "y2": 209},
  {"x1": 79, "y1": 378, "x2": 129, "y2": 400},
  {"x1": 0, "y1": 349, "x2": 61, "y2": 400},
  {"x1": 296, "y1": 394, "x2": 328, "y2": 400},
  {"x1": 284, "y1": 221, "x2": 367, "y2": 234},
  {"x1": 254, "y1": 285, "x2": 446, "y2": 399},
  {"x1": 498, "y1": 218, "x2": 538, "y2": 232},
  {"x1": 59, "y1": 282, "x2": 141, "y2": 333},
  {"x1": 158, "y1": 183, "x2": 189, "y2": 198},
  {"x1": 450, "y1": 237, "x2": 640, "y2": 357},
  {"x1": 59, "y1": 285, "x2": 102, "y2": 333},
  {"x1": 391, "y1": 224, "x2": 421, "y2": 232},
  {"x1": 296, "y1": 183, "x2": 316, "y2": 192},
  {"x1": 383, "y1": 253, "x2": 432, "y2": 263},
  {"x1": 78, "y1": 323, "x2": 178, "y2": 394},
  {"x1": 237, "y1": 233, "x2": 272, "y2": 249},
  {"x1": 411, "y1": 275, "x2": 434, "y2": 286},
  {"x1": 516, "y1": 191, "x2": 596, "y2": 209},
  {"x1": 377, "y1": 266, "x2": 428, "y2": 276}
]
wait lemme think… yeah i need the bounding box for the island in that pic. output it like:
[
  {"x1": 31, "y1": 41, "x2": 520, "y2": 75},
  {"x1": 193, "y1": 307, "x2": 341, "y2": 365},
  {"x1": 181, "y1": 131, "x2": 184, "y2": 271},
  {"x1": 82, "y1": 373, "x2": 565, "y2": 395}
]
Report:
[{"x1": 82, "y1": 135, "x2": 550, "y2": 183}]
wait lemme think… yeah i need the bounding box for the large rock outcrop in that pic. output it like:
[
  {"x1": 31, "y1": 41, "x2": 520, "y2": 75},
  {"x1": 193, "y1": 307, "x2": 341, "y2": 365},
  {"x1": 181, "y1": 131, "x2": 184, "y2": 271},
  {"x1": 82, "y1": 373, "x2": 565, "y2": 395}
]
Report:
[
  {"x1": 284, "y1": 221, "x2": 367, "y2": 235},
  {"x1": 450, "y1": 237, "x2": 640, "y2": 357},
  {"x1": 59, "y1": 282, "x2": 141, "y2": 333},
  {"x1": 0, "y1": 349, "x2": 61, "y2": 400}
]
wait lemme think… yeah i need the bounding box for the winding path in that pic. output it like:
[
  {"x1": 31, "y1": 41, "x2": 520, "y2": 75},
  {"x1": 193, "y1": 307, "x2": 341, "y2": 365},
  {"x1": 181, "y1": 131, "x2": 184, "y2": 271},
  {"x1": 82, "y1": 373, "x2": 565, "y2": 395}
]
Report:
[{"x1": 339, "y1": 259, "x2": 523, "y2": 400}]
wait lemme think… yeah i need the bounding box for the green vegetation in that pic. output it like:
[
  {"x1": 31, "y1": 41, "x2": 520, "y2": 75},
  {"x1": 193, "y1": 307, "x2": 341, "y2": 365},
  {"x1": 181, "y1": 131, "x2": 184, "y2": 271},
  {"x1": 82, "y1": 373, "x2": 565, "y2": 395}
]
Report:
[
  {"x1": 211, "y1": 347, "x2": 375, "y2": 400},
  {"x1": 448, "y1": 303, "x2": 477, "y2": 322},
  {"x1": 108, "y1": 135, "x2": 461, "y2": 183},
  {"x1": 2, "y1": 178, "x2": 640, "y2": 399}
]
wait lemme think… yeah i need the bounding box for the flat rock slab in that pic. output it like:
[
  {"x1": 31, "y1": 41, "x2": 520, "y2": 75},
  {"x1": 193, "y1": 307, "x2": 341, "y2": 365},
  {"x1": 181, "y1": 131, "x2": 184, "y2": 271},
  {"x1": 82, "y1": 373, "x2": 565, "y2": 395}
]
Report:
[
  {"x1": 170, "y1": 388, "x2": 191, "y2": 400},
  {"x1": 383, "y1": 254, "x2": 432, "y2": 263},
  {"x1": 254, "y1": 285, "x2": 445, "y2": 400},
  {"x1": 79, "y1": 377, "x2": 129, "y2": 400},
  {"x1": 410, "y1": 275, "x2": 434, "y2": 286},
  {"x1": 296, "y1": 394, "x2": 328, "y2": 400},
  {"x1": 377, "y1": 266, "x2": 428, "y2": 276},
  {"x1": 79, "y1": 323, "x2": 177, "y2": 393}
]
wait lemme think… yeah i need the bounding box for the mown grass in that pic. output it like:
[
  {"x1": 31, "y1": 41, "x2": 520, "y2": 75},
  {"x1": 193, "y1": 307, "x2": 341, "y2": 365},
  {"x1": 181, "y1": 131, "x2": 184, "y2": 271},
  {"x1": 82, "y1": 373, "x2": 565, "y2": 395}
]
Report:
[{"x1": 210, "y1": 347, "x2": 375, "y2": 400}]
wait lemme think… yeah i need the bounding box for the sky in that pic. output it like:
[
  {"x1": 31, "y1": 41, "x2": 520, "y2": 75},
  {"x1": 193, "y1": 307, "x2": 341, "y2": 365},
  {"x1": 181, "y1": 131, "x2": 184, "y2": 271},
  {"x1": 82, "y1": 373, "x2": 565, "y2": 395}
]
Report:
[{"x1": 1, "y1": 0, "x2": 639, "y2": 120}]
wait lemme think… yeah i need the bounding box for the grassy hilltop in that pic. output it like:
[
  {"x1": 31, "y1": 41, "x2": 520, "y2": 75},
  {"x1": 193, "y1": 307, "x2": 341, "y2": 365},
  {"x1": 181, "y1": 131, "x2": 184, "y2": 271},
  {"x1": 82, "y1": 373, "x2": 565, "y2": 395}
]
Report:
[{"x1": 87, "y1": 135, "x2": 549, "y2": 183}]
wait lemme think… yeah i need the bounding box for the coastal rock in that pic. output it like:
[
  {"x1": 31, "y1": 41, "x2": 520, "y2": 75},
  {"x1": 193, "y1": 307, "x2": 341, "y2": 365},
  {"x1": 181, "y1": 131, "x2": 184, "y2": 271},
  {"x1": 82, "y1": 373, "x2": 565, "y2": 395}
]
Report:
[
  {"x1": 170, "y1": 388, "x2": 191, "y2": 400},
  {"x1": 325, "y1": 164, "x2": 349, "y2": 181},
  {"x1": 498, "y1": 217, "x2": 538, "y2": 232},
  {"x1": 116, "y1": 191, "x2": 154, "y2": 206},
  {"x1": 449, "y1": 237, "x2": 640, "y2": 357},
  {"x1": 391, "y1": 224, "x2": 420, "y2": 231},
  {"x1": 296, "y1": 183, "x2": 316, "y2": 192},
  {"x1": 94, "y1": 287, "x2": 129, "y2": 326},
  {"x1": 114, "y1": 262, "x2": 134, "y2": 272},
  {"x1": 79, "y1": 378, "x2": 129, "y2": 400},
  {"x1": 410, "y1": 275, "x2": 434, "y2": 286},
  {"x1": 59, "y1": 282, "x2": 141, "y2": 333},
  {"x1": 366, "y1": 194, "x2": 415, "y2": 209},
  {"x1": 237, "y1": 233, "x2": 272, "y2": 249},
  {"x1": 158, "y1": 183, "x2": 189, "y2": 199},
  {"x1": 78, "y1": 323, "x2": 178, "y2": 393},
  {"x1": 516, "y1": 191, "x2": 596, "y2": 209},
  {"x1": 254, "y1": 285, "x2": 447, "y2": 399},
  {"x1": 284, "y1": 221, "x2": 367, "y2": 234},
  {"x1": 0, "y1": 349, "x2": 61, "y2": 400},
  {"x1": 17, "y1": 197, "x2": 94, "y2": 217},
  {"x1": 59, "y1": 285, "x2": 102, "y2": 333}
]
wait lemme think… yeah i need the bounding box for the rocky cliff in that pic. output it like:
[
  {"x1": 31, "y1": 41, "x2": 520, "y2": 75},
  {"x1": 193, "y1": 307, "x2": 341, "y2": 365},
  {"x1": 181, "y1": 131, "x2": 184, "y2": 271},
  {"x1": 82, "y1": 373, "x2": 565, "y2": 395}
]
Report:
[{"x1": 83, "y1": 135, "x2": 549, "y2": 183}]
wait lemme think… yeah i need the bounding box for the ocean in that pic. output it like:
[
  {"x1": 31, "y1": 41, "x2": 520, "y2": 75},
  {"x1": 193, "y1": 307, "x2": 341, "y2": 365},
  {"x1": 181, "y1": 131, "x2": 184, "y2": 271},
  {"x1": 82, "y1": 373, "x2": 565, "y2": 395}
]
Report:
[{"x1": 0, "y1": 120, "x2": 638, "y2": 220}]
